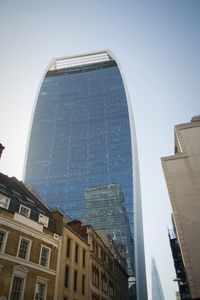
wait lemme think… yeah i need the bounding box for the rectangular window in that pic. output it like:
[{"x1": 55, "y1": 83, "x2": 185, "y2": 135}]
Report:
[
  {"x1": 0, "y1": 231, "x2": 5, "y2": 251},
  {"x1": 19, "y1": 205, "x2": 30, "y2": 218},
  {"x1": 82, "y1": 249, "x2": 85, "y2": 268},
  {"x1": 38, "y1": 214, "x2": 49, "y2": 228},
  {"x1": 35, "y1": 282, "x2": 46, "y2": 300},
  {"x1": 66, "y1": 238, "x2": 71, "y2": 258},
  {"x1": 17, "y1": 238, "x2": 31, "y2": 260},
  {"x1": 109, "y1": 281, "x2": 114, "y2": 299},
  {"x1": 82, "y1": 274, "x2": 85, "y2": 295},
  {"x1": 92, "y1": 293, "x2": 99, "y2": 300},
  {"x1": 0, "y1": 230, "x2": 7, "y2": 252},
  {"x1": 92, "y1": 264, "x2": 99, "y2": 288},
  {"x1": 64, "y1": 266, "x2": 69, "y2": 288},
  {"x1": 10, "y1": 276, "x2": 24, "y2": 300},
  {"x1": 40, "y1": 246, "x2": 50, "y2": 267},
  {"x1": 96, "y1": 268, "x2": 99, "y2": 288},
  {"x1": 0, "y1": 194, "x2": 10, "y2": 209},
  {"x1": 75, "y1": 244, "x2": 78, "y2": 263},
  {"x1": 74, "y1": 270, "x2": 77, "y2": 291},
  {"x1": 101, "y1": 272, "x2": 107, "y2": 293}
]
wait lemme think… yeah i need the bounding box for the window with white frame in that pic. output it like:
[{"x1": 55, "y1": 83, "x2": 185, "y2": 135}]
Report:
[
  {"x1": 34, "y1": 281, "x2": 47, "y2": 300},
  {"x1": 0, "y1": 194, "x2": 10, "y2": 209},
  {"x1": 39, "y1": 246, "x2": 50, "y2": 268},
  {"x1": 38, "y1": 214, "x2": 49, "y2": 228},
  {"x1": 0, "y1": 229, "x2": 8, "y2": 253},
  {"x1": 19, "y1": 205, "x2": 30, "y2": 218},
  {"x1": 9, "y1": 265, "x2": 28, "y2": 300},
  {"x1": 10, "y1": 275, "x2": 24, "y2": 300},
  {"x1": 17, "y1": 238, "x2": 31, "y2": 260}
]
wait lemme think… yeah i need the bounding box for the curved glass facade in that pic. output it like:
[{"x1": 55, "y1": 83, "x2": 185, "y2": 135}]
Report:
[{"x1": 24, "y1": 51, "x2": 147, "y2": 299}]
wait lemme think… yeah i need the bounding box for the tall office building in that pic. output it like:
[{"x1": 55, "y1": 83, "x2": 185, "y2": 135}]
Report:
[
  {"x1": 24, "y1": 51, "x2": 147, "y2": 299},
  {"x1": 162, "y1": 116, "x2": 200, "y2": 300}
]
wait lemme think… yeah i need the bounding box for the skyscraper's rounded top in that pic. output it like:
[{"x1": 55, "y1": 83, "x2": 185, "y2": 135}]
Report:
[{"x1": 49, "y1": 50, "x2": 113, "y2": 71}]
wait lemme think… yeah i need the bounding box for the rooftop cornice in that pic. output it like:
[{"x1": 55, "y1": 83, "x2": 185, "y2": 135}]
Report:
[{"x1": 49, "y1": 50, "x2": 113, "y2": 71}]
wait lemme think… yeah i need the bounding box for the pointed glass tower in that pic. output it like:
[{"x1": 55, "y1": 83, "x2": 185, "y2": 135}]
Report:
[
  {"x1": 24, "y1": 51, "x2": 147, "y2": 299},
  {"x1": 152, "y1": 257, "x2": 165, "y2": 300}
]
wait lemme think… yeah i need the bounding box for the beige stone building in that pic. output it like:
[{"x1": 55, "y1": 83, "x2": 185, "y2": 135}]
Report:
[
  {"x1": 161, "y1": 116, "x2": 200, "y2": 300},
  {"x1": 0, "y1": 173, "x2": 62, "y2": 300},
  {"x1": 57, "y1": 220, "x2": 90, "y2": 300},
  {"x1": 68, "y1": 221, "x2": 129, "y2": 300}
]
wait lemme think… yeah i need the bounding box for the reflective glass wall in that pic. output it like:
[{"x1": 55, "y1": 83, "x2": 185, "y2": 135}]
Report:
[{"x1": 24, "y1": 52, "x2": 147, "y2": 298}]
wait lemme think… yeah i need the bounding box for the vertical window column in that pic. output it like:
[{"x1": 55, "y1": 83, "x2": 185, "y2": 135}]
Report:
[
  {"x1": 66, "y1": 238, "x2": 71, "y2": 258},
  {"x1": 74, "y1": 270, "x2": 77, "y2": 291},
  {"x1": 82, "y1": 249, "x2": 85, "y2": 268},
  {"x1": 82, "y1": 274, "x2": 85, "y2": 295},
  {"x1": 64, "y1": 265, "x2": 69, "y2": 288},
  {"x1": 75, "y1": 243, "x2": 78, "y2": 263}
]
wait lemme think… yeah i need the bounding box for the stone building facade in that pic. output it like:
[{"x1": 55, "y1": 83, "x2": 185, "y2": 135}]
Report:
[
  {"x1": 68, "y1": 221, "x2": 129, "y2": 300},
  {"x1": 0, "y1": 173, "x2": 61, "y2": 300},
  {"x1": 57, "y1": 220, "x2": 90, "y2": 300},
  {"x1": 161, "y1": 116, "x2": 200, "y2": 300}
]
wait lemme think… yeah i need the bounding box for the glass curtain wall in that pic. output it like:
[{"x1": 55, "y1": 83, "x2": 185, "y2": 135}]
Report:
[{"x1": 24, "y1": 51, "x2": 147, "y2": 299}]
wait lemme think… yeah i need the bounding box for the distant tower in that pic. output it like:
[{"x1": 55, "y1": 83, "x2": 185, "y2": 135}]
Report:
[
  {"x1": 151, "y1": 257, "x2": 165, "y2": 300},
  {"x1": 24, "y1": 51, "x2": 147, "y2": 299}
]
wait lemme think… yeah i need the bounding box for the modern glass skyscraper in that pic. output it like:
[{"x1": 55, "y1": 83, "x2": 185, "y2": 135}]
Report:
[{"x1": 24, "y1": 51, "x2": 147, "y2": 299}]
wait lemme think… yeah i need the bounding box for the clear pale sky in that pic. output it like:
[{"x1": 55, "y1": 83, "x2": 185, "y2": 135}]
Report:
[{"x1": 0, "y1": 1, "x2": 199, "y2": 299}]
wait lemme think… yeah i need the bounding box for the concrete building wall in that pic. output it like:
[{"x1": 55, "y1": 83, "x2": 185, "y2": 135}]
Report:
[{"x1": 161, "y1": 116, "x2": 200, "y2": 299}]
